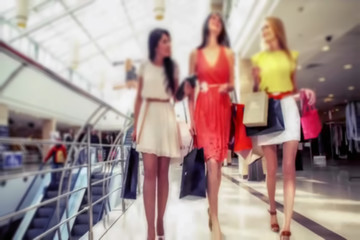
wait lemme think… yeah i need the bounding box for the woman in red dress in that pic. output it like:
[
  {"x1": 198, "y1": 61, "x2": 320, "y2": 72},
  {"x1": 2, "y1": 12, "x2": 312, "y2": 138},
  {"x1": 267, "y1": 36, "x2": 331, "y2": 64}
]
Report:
[{"x1": 186, "y1": 13, "x2": 234, "y2": 240}]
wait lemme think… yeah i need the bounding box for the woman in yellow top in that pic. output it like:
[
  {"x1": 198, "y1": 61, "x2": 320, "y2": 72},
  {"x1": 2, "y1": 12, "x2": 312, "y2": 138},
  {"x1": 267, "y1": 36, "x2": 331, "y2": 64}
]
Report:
[{"x1": 252, "y1": 17, "x2": 316, "y2": 240}]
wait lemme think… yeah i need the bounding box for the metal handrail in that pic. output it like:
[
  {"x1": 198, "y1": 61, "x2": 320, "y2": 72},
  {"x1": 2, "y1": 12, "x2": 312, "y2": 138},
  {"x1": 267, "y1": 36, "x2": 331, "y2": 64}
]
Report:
[
  {"x1": 32, "y1": 184, "x2": 122, "y2": 240},
  {"x1": 0, "y1": 119, "x2": 134, "y2": 240},
  {"x1": 33, "y1": 202, "x2": 89, "y2": 240},
  {"x1": 13, "y1": 163, "x2": 46, "y2": 212},
  {"x1": 56, "y1": 105, "x2": 104, "y2": 229},
  {"x1": 102, "y1": 120, "x2": 133, "y2": 215},
  {"x1": 63, "y1": 124, "x2": 121, "y2": 238},
  {"x1": 62, "y1": 151, "x2": 85, "y2": 239},
  {"x1": 0, "y1": 142, "x2": 129, "y2": 239},
  {"x1": 0, "y1": 163, "x2": 46, "y2": 239},
  {"x1": 91, "y1": 172, "x2": 122, "y2": 186},
  {"x1": 101, "y1": 131, "x2": 124, "y2": 218},
  {"x1": 0, "y1": 137, "x2": 122, "y2": 147},
  {"x1": 7, "y1": 154, "x2": 123, "y2": 180},
  {"x1": 0, "y1": 186, "x2": 87, "y2": 223},
  {"x1": 0, "y1": 158, "x2": 126, "y2": 182},
  {"x1": 90, "y1": 186, "x2": 122, "y2": 208},
  {"x1": 92, "y1": 158, "x2": 125, "y2": 165},
  {"x1": 0, "y1": 164, "x2": 88, "y2": 182}
]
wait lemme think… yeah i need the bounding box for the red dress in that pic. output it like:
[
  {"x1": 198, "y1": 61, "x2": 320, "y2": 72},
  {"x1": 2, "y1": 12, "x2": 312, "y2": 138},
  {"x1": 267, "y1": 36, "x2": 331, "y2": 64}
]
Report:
[{"x1": 194, "y1": 47, "x2": 231, "y2": 162}]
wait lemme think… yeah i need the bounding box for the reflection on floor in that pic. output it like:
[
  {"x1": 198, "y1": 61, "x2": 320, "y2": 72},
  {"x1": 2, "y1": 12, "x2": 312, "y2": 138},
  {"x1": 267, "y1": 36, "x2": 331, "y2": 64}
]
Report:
[{"x1": 96, "y1": 160, "x2": 359, "y2": 240}]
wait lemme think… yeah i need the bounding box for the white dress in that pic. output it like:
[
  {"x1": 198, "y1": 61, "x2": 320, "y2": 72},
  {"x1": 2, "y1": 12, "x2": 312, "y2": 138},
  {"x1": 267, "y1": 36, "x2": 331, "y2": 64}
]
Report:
[{"x1": 136, "y1": 61, "x2": 181, "y2": 158}]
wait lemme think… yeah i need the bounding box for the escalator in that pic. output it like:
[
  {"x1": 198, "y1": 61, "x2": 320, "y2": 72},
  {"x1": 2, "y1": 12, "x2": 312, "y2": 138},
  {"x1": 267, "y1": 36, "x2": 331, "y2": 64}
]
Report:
[
  {"x1": 71, "y1": 171, "x2": 106, "y2": 239},
  {"x1": 71, "y1": 127, "x2": 133, "y2": 239},
  {"x1": 23, "y1": 170, "x2": 79, "y2": 240},
  {"x1": 124, "y1": 126, "x2": 134, "y2": 146}
]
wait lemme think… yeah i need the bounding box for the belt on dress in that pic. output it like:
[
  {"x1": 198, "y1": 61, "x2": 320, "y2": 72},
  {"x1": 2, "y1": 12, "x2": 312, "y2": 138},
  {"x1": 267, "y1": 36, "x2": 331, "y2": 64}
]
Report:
[
  {"x1": 137, "y1": 98, "x2": 171, "y2": 144},
  {"x1": 267, "y1": 91, "x2": 293, "y2": 100},
  {"x1": 146, "y1": 98, "x2": 170, "y2": 103},
  {"x1": 199, "y1": 82, "x2": 223, "y2": 92}
]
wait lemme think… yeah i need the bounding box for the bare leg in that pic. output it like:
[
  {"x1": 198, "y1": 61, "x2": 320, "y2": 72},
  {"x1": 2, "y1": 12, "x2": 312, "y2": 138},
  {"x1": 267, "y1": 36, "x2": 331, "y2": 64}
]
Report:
[
  {"x1": 262, "y1": 145, "x2": 279, "y2": 229},
  {"x1": 282, "y1": 141, "x2": 298, "y2": 234},
  {"x1": 207, "y1": 158, "x2": 223, "y2": 240},
  {"x1": 142, "y1": 153, "x2": 158, "y2": 240},
  {"x1": 156, "y1": 157, "x2": 171, "y2": 237}
]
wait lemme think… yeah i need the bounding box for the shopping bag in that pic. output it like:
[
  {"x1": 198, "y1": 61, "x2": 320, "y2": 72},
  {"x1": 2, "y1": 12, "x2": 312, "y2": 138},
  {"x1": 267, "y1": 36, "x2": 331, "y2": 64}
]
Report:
[
  {"x1": 179, "y1": 143, "x2": 206, "y2": 199},
  {"x1": 300, "y1": 92, "x2": 322, "y2": 140},
  {"x1": 246, "y1": 98, "x2": 285, "y2": 136},
  {"x1": 295, "y1": 151, "x2": 303, "y2": 171},
  {"x1": 243, "y1": 91, "x2": 269, "y2": 127},
  {"x1": 248, "y1": 158, "x2": 265, "y2": 182},
  {"x1": 233, "y1": 104, "x2": 253, "y2": 154},
  {"x1": 121, "y1": 147, "x2": 139, "y2": 199}
]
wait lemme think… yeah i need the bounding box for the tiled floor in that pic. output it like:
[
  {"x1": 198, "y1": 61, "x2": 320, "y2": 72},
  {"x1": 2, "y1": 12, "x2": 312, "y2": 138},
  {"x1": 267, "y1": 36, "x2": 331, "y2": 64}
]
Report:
[{"x1": 95, "y1": 160, "x2": 360, "y2": 240}]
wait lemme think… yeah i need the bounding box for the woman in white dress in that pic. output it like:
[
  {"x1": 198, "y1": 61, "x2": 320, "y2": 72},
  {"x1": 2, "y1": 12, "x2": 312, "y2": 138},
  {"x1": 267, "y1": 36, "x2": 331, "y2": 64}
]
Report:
[{"x1": 132, "y1": 28, "x2": 180, "y2": 240}]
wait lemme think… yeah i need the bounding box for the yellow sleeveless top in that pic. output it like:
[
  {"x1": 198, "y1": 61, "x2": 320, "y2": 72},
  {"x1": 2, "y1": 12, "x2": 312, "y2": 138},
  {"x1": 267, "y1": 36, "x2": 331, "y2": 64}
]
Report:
[{"x1": 251, "y1": 50, "x2": 299, "y2": 93}]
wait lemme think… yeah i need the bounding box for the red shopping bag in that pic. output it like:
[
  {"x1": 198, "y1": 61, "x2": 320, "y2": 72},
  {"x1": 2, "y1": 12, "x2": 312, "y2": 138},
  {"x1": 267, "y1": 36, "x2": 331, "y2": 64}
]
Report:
[
  {"x1": 234, "y1": 104, "x2": 253, "y2": 153},
  {"x1": 300, "y1": 92, "x2": 322, "y2": 140}
]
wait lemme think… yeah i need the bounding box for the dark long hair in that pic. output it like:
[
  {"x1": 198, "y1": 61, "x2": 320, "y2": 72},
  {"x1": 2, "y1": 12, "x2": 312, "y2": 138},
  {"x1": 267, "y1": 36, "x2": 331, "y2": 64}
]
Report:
[
  {"x1": 198, "y1": 12, "x2": 230, "y2": 49},
  {"x1": 148, "y1": 28, "x2": 176, "y2": 95}
]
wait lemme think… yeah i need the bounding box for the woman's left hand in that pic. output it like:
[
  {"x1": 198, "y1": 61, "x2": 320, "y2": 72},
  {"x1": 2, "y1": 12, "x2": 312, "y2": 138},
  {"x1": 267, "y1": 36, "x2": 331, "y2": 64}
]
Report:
[
  {"x1": 301, "y1": 88, "x2": 316, "y2": 105},
  {"x1": 218, "y1": 83, "x2": 230, "y2": 94}
]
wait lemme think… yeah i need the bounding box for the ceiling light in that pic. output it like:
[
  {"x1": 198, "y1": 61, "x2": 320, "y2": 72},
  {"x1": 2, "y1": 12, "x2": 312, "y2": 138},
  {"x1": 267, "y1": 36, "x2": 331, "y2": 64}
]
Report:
[
  {"x1": 16, "y1": 0, "x2": 29, "y2": 28},
  {"x1": 324, "y1": 98, "x2": 333, "y2": 103},
  {"x1": 344, "y1": 64, "x2": 352, "y2": 70},
  {"x1": 322, "y1": 45, "x2": 330, "y2": 52},
  {"x1": 318, "y1": 77, "x2": 326, "y2": 82},
  {"x1": 335, "y1": 108, "x2": 339, "y2": 112},
  {"x1": 348, "y1": 86, "x2": 355, "y2": 91},
  {"x1": 328, "y1": 94, "x2": 334, "y2": 98},
  {"x1": 154, "y1": 0, "x2": 165, "y2": 20}
]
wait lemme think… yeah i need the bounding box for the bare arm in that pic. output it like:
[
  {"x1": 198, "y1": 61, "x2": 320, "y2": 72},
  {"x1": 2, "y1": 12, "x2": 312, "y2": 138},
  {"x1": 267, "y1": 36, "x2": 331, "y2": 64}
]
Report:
[
  {"x1": 218, "y1": 48, "x2": 235, "y2": 93},
  {"x1": 224, "y1": 48, "x2": 235, "y2": 92},
  {"x1": 132, "y1": 75, "x2": 143, "y2": 141},
  {"x1": 252, "y1": 66, "x2": 261, "y2": 92},
  {"x1": 173, "y1": 63, "x2": 180, "y2": 102},
  {"x1": 291, "y1": 71, "x2": 316, "y2": 105},
  {"x1": 291, "y1": 71, "x2": 300, "y2": 100},
  {"x1": 185, "y1": 50, "x2": 197, "y2": 135}
]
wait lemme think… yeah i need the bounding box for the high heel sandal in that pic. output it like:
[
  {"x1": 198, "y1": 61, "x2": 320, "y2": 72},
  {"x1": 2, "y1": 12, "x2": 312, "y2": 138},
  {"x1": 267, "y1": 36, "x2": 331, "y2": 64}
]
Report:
[
  {"x1": 157, "y1": 236, "x2": 165, "y2": 240},
  {"x1": 280, "y1": 231, "x2": 291, "y2": 240},
  {"x1": 208, "y1": 208, "x2": 212, "y2": 231},
  {"x1": 268, "y1": 210, "x2": 280, "y2": 232}
]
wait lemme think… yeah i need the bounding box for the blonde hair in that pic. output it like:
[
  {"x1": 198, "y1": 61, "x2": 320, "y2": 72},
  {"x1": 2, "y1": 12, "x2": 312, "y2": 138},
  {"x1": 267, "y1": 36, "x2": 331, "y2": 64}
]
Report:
[{"x1": 262, "y1": 17, "x2": 292, "y2": 60}]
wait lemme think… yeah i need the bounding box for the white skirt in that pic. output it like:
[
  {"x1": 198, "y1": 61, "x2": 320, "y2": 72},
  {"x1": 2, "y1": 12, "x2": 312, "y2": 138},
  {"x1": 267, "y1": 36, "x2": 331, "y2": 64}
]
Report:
[
  {"x1": 257, "y1": 96, "x2": 300, "y2": 146},
  {"x1": 136, "y1": 101, "x2": 181, "y2": 158}
]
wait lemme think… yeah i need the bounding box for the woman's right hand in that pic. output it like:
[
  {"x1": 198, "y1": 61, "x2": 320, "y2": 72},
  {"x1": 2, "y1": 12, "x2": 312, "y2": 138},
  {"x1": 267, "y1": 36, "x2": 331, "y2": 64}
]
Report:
[
  {"x1": 131, "y1": 128, "x2": 137, "y2": 142},
  {"x1": 184, "y1": 81, "x2": 193, "y2": 96},
  {"x1": 301, "y1": 88, "x2": 316, "y2": 106}
]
